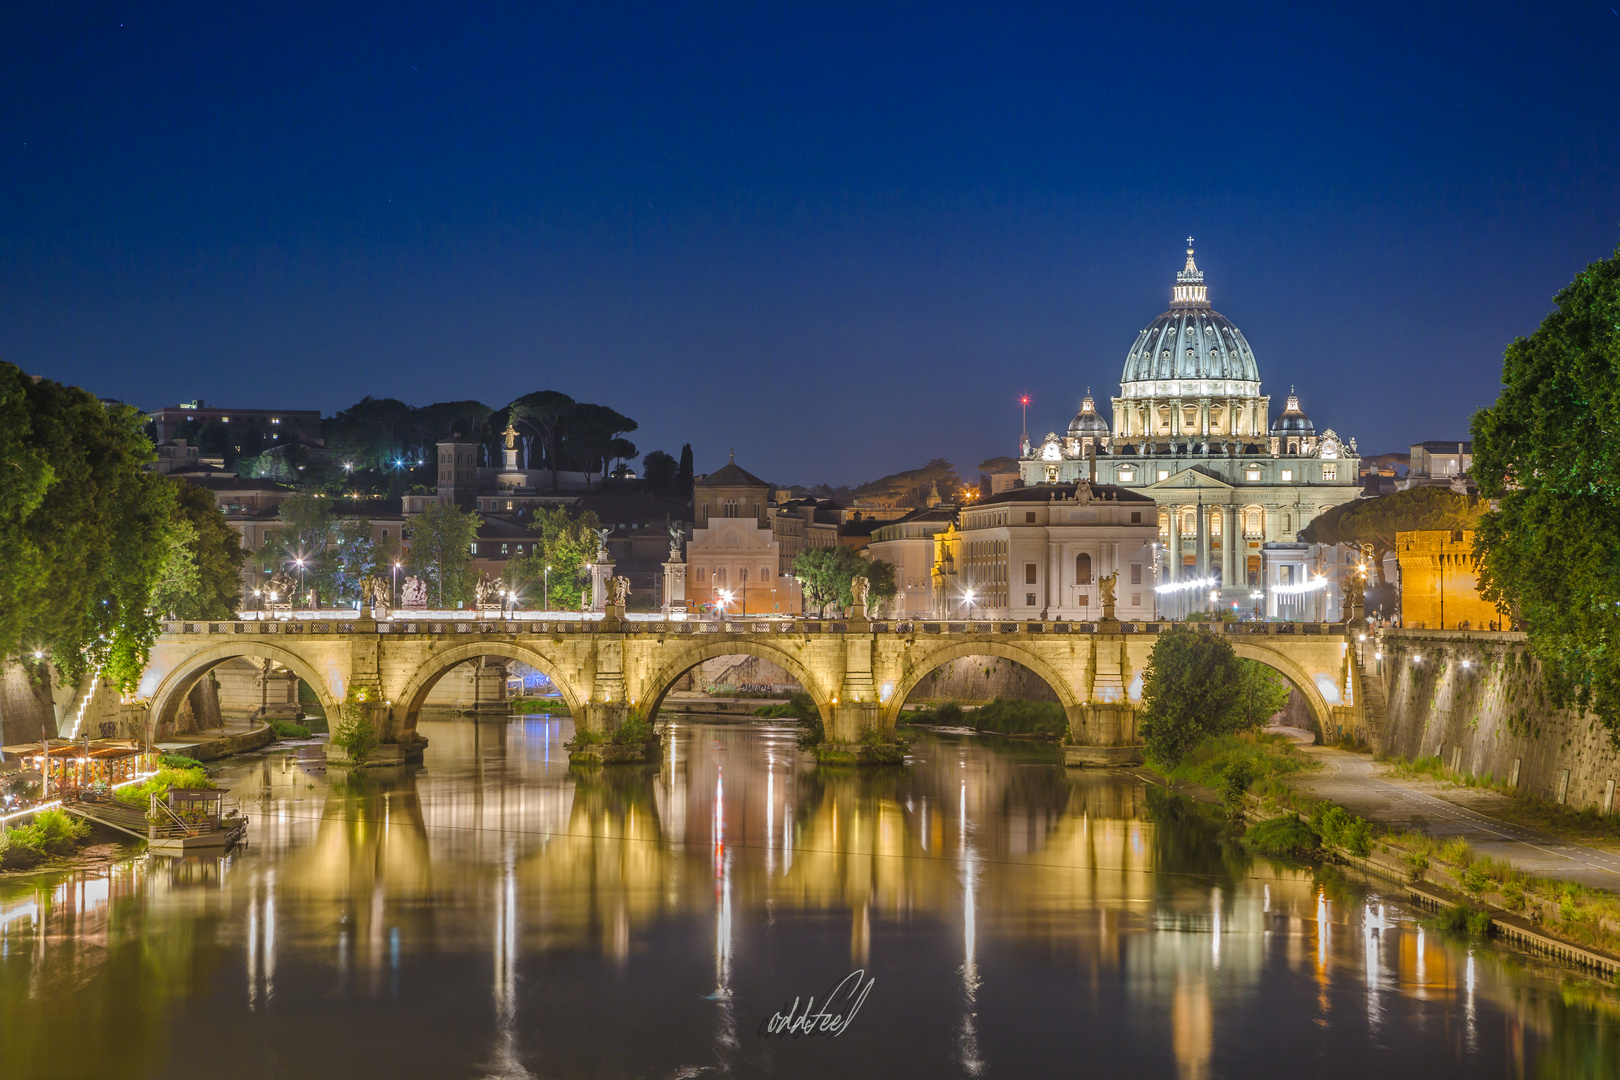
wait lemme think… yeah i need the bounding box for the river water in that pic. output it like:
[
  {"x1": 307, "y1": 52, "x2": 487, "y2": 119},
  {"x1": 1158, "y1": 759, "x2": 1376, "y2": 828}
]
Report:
[{"x1": 2, "y1": 716, "x2": 1619, "y2": 1079}]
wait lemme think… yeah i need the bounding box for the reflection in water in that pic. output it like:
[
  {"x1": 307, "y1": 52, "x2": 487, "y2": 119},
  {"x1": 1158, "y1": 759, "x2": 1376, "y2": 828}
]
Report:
[{"x1": 0, "y1": 717, "x2": 1619, "y2": 1078}]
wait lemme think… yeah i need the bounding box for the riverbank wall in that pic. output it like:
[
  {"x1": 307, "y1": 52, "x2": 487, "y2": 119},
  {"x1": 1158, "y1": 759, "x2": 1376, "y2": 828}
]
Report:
[{"x1": 1374, "y1": 628, "x2": 1620, "y2": 812}]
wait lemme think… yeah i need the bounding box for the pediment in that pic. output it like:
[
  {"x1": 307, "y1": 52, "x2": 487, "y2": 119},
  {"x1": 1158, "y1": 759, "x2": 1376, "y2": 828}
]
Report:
[{"x1": 1140, "y1": 467, "x2": 1236, "y2": 492}]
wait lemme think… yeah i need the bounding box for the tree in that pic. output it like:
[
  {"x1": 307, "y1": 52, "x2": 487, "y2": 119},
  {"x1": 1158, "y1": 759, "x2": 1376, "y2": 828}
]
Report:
[
  {"x1": 642, "y1": 450, "x2": 678, "y2": 494},
  {"x1": 406, "y1": 502, "x2": 482, "y2": 608},
  {"x1": 509, "y1": 391, "x2": 577, "y2": 490},
  {"x1": 1300, "y1": 486, "x2": 1485, "y2": 585},
  {"x1": 148, "y1": 481, "x2": 247, "y2": 619},
  {"x1": 510, "y1": 505, "x2": 603, "y2": 611},
  {"x1": 793, "y1": 546, "x2": 868, "y2": 616},
  {"x1": 860, "y1": 558, "x2": 898, "y2": 617},
  {"x1": 561, "y1": 403, "x2": 638, "y2": 487},
  {"x1": 1235, "y1": 660, "x2": 1292, "y2": 731},
  {"x1": 1471, "y1": 242, "x2": 1620, "y2": 734},
  {"x1": 0, "y1": 364, "x2": 178, "y2": 691},
  {"x1": 329, "y1": 520, "x2": 396, "y2": 606},
  {"x1": 1139, "y1": 625, "x2": 1247, "y2": 766},
  {"x1": 677, "y1": 444, "x2": 695, "y2": 500},
  {"x1": 264, "y1": 492, "x2": 340, "y2": 603}
]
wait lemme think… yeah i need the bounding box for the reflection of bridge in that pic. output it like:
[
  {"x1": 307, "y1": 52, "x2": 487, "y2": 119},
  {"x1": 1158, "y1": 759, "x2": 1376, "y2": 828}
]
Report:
[{"x1": 127, "y1": 614, "x2": 1377, "y2": 755}]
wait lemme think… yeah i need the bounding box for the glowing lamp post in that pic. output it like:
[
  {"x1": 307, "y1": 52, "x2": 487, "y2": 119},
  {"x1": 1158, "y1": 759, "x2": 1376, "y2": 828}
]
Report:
[
  {"x1": 294, "y1": 557, "x2": 307, "y2": 610},
  {"x1": 393, "y1": 562, "x2": 401, "y2": 608},
  {"x1": 962, "y1": 588, "x2": 976, "y2": 621},
  {"x1": 544, "y1": 564, "x2": 551, "y2": 612}
]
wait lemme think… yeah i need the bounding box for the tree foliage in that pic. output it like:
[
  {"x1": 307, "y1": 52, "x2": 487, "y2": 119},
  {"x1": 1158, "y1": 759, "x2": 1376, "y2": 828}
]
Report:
[
  {"x1": 406, "y1": 501, "x2": 482, "y2": 608},
  {"x1": 165, "y1": 480, "x2": 245, "y2": 618},
  {"x1": 862, "y1": 558, "x2": 898, "y2": 617},
  {"x1": 1236, "y1": 659, "x2": 1292, "y2": 731},
  {"x1": 1300, "y1": 486, "x2": 1485, "y2": 584},
  {"x1": 792, "y1": 546, "x2": 868, "y2": 616},
  {"x1": 1139, "y1": 626, "x2": 1249, "y2": 767},
  {"x1": 0, "y1": 364, "x2": 177, "y2": 691},
  {"x1": 1471, "y1": 243, "x2": 1620, "y2": 735},
  {"x1": 510, "y1": 505, "x2": 603, "y2": 611}
]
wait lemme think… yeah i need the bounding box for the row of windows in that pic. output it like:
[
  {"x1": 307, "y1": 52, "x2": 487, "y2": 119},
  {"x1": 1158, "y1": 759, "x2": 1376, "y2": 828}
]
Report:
[{"x1": 691, "y1": 567, "x2": 776, "y2": 585}]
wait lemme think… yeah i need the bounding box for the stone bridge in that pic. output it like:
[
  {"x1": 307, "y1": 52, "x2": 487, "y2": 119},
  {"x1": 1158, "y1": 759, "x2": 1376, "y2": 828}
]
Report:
[{"x1": 129, "y1": 614, "x2": 1374, "y2": 761}]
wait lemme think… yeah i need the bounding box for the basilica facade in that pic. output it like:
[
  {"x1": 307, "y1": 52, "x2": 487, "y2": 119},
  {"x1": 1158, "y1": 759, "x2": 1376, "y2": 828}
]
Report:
[{"x1": 1018, "y1": 245, "x2": 1364, "y2": 608}]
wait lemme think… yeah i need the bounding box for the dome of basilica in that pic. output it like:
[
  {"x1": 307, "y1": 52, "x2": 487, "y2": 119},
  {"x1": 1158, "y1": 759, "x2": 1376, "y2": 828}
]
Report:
[
  {"x1": 1119, "y1": 246, "x2": 1260, "y2": 392},
  {"x1": 1067, "y1": 392, "x2": 1110, "y2": 437},
  {"x1": 1270, "y1": 390, "x2": 1315, "y2": 433}
]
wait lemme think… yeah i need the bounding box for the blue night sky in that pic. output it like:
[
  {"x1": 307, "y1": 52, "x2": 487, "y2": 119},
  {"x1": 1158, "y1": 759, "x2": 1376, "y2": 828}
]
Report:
[{"x1": 2, "y1": 3, "x2": 1617, "y2": 485}]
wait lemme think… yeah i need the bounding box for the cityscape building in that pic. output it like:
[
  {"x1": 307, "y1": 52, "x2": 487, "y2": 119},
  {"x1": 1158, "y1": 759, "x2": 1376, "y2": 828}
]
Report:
[{"x1": 1018, "y1": 244, "x2": 1366, "y2": 606}]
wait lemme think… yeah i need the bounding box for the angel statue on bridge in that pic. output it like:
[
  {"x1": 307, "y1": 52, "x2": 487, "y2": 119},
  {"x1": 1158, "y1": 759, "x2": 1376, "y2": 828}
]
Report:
[
  {"x1": 1097, "y1": 572, "x2": 1118, "y2": 613},
  {"x1": 608, "y1": 576, "x2": 631, "y2": 608}
]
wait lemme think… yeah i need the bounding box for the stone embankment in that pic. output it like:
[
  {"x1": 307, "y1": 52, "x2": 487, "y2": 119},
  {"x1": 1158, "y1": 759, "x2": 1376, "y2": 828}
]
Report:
[{"x1": 1374, "y1": 628, "x2": 1620, "y2": 811}]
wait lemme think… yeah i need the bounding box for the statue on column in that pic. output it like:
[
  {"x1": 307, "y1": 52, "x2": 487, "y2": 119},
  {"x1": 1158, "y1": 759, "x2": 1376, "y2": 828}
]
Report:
[{"x1": 849, "y1": 574, "x2": 870, "y2": 617}]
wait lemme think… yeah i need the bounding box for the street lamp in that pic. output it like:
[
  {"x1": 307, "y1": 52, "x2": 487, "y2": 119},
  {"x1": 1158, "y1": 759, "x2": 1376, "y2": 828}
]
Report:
[
  {"x1": 1250, "y1": 588, "x2": 1263, "y2": 620},
  {"x1": 544, "y1": 564, "x2": 551, "y2": 612},
  {"x1": 294, "y1": 557, "x2": 307, "y2": 610},
  {"x1": 393, "y1": 562, "x2": 401, "y2": 608},
  {"x1": 962, "y1": 588, "x2": 975, "y2": 620},
  {"x1": 718, "y1": 588, "x2": 734, "y2": 619}
]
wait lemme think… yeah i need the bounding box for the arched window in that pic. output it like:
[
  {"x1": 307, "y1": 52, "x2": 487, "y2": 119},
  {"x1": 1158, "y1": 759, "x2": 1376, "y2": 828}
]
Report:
[
  {"x1": 739, "y1": 567, "x2": 748, "y2": 583},
  {"x1": 1182, "y1": 508, "x2": 1197, "y2": 533},
  {"x1": 1158, "y1": 512, "x2": 1170, "y2": 538},
  {"x1": 1246, "y1": 508, "x2": 1262, "y2": 536},
  {"x1": 1210, "y1": 512, "x2": 1222, "y2": 537},
  {"x1": 1075, "y1": 553, "x2": 1093, "y2": 585},
  {"x1": 716, "y1": 567, "x2": 727, "y2": 585}
]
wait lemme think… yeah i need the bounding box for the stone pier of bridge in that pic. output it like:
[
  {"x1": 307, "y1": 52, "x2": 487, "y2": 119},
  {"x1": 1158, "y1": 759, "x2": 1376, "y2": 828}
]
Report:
[{"x1": 125, "y1": 614, "x2": 1369, "y2": 764}]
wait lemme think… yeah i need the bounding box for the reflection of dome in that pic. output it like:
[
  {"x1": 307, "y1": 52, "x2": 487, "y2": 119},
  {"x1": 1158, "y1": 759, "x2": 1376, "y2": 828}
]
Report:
[
  {"x1": 1271, "y1": 390, "x2": 1314, "y2": 433},
  {"x1": 1067, "y1": 392, "x2": 1109, "y2": 437},
  {"x1": 1120, "y1": 246, "x2": 1260, "y2": 388}
]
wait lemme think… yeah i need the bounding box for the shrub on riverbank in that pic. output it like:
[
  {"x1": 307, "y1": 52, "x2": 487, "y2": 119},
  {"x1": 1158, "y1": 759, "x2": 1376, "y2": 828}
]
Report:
[
  {"x1": 1155, "y1": 732, "x2": 1317, "y2": 797},
  {"x1": 267, "y1": 719, "x2": 312, "y2": 739},
  {"x1": 0, "y1": 809, "x2": 92, "y2": 869},
  {"x1": 1242, "y1": 814, "x2": 1319, "y2": 858},
  {"x1": 158, "y1": 753, "x2": 203, "y2": 771},
  {"x1": 902, "y1": 701, "x2": 965, "y2": 727},
  {"x1": 970, "y1": 698, "x2": 1065, "y2": 736},
  {"x1": 116, "y1": 765, "x2": 214, "y2": 807},
  {"x1": 754, "y1": 693, "x2": 824, "y2": 749},
  {"x1": 509, "y1": 696, "x2": 569, "y2": 712}
]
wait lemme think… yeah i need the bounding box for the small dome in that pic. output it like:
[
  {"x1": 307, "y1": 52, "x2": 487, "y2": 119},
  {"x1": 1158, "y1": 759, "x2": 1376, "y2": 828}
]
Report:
[
  {"x1": 1271, "y1": 390, "x2": 1315, "y2": 434},
  {"x1": 1067, "y1": 391, "x2": 1109, "y2": 437}
]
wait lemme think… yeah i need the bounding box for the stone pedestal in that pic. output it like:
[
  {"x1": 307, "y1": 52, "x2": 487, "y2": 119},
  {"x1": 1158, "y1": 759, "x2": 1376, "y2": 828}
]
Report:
[
  {"x1": 828, "y1": 701, "x2": 882, "y2": 743},
  {"x1": 662, "y1": 559, "x2": 686, "y2": 617},
  {"x1": 588, "y1": 560, "x2": 615, "y2": 613},
  {"x1": 1064, "y1": 702, "x2": 1143, "y2": 767}
]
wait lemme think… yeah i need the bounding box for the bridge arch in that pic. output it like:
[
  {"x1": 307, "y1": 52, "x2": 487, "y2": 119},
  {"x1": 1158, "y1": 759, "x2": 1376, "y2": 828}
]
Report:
[
  {"x1": 1228, "y1": 639, "x2": 1337, "y2": 740},
  {"x1": 392, "y1": 642, "x2": 587, "y2": 737},
  {"x1": 881, "y1": 639, "x2": 1081, "y2": 729},
  {"x1": 637, "y1": 638, "x2": 834, "y2": 727},
  {"x1": 146, "y1": 641, "x2": 342, "y2": 742}
]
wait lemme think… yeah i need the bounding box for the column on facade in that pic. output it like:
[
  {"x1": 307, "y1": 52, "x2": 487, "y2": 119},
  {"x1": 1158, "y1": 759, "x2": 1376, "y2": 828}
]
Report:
[
  {"x1": 1171, "y1": 398, "x2": 1184, "y2": 437},
  {"x1": 1047, "y1": 542, "x2": 1061, "y2": 617},
  {"x1": 1223, "y1": 504, "x2": 1237, "y2": 590},
  {"x1": 1195, "y1": 500, "x2": 1208, "y2": 580},
  {"x1": 1166, "y1": 505, "x2": 1180, "y2": 586},
  {"x1": 1199, "y1": 397, "x2": 1210, "y2": 439}
]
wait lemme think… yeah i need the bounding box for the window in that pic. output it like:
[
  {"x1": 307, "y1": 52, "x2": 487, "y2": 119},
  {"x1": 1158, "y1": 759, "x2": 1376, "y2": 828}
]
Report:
[
  {"x1": 1026, "y1": 593, "x2": 1037, "y2": 606},
  {"x1": 762, "y1": 566, "x2": 771, "y2": 581},
  {"x1": 1182, "y1": 509, "x2": 1197, "y2": 533},
  {"x1": 694, "y1": 566, "x2": 705, "y2": 582},
  {"x1": 1280, "y1": 565, "x2": 1294, "y2": 586},
  {"x1": 724, "y1": 499, "x2": 739, "y2": 518},
  {"x1": 1075, "y1": 553, "x2": 1092, "y2": 584},
  {"x1": 1130, "y1": 563, "x2": 1142, "y2": 585},
  {"x1": 1025, "y1": 511, "x2": 1036, "y2": 523},
  {"x1": 469, "y1": 543, "x2": 478, "y2": 554},
  {"x1": 381, "y1": 529, "x2": 389, "y2": 539},
  {"x1": 701, "y1": 501, "x2": 709, "y2": 519},
  {"x1": 1246, "y1": 467, "x2": 1261, "y2": 481},
  {"x1": 501, "y1": 544, "x2": 509, "y2": 555},
  {"x1": 1158, "y1": 469, "x2": 1170, "y2": 481},
  {"x1": 1247, "y1": 555, "x2": 1261, "y2": 585},
  {"x1": 1245, "y1": 509, "x2": 1261, "y2": 536},
  {"x1": 1281, "y1": 469, "x2": 1294, "y2": 482},
  {"x1": 739, "y1": 568, "x2": 748, "y2": 583},
  {"x1": 716, "y1": 568, "x2": 727, "y2": 584},
  {"x1": 1322, "y1": 465, "x2": 1337, "y2": 482},
  {"x1": 1077, "y1": 593, "x2": 1089, "y2": 607},
  {"x1": 1130, "y1": 592, "x2": 1141, "y2": 606},
  {"x1": 1025, "y1": 563, "x2": 1038, "y2": 585},
  {"x1": 1210, "y1": 514, "x2": 1222, "y2": 536},
  {"x1": 1119, "y1": 468, "x2": 1135, "y2": 483}
]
